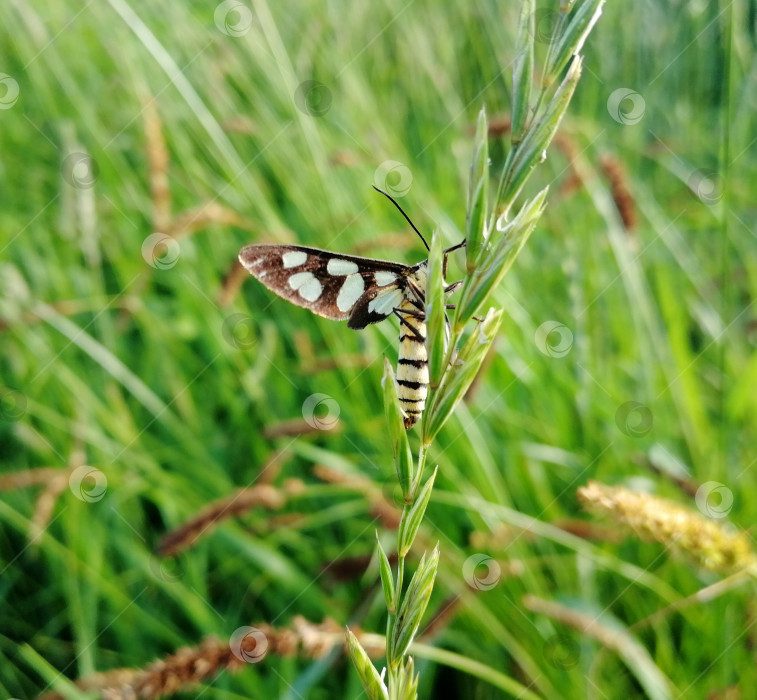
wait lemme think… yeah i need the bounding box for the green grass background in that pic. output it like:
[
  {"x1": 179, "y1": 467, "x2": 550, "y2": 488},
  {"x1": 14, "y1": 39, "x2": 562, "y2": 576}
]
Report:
[{"x1": 1, "y1": 0, "x2": 755, "y2": 697}]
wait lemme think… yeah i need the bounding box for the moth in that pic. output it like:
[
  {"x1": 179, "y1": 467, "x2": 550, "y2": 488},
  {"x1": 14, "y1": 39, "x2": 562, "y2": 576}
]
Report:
[{"x1": 238, "y1": 187, "x2": 462, "y2": 429}]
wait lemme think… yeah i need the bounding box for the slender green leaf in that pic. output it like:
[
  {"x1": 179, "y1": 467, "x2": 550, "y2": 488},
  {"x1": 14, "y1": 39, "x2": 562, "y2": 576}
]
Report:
[
  {"x1": 398, "y1": 467, "x2": 438, "y2": 557},
  {"x1": 499, "y1": 56, "x2": 582, "y2": 212},
  {"x1": 511, "y1": 0, "x2": 535, "y2": 144},
  {"x1": 347, "y1": 628, "x2": 388, "y2": 700},
  {"x1": 424, "y1": 309, "x2": 503, "y2": 443},
  {"x1": 466, "y1": 107, "x2": 490, "y2": 272},
  {"x1": 388, "y1": 657, "x2": 419, "y2": 700},
  {"x1": 545, "y1": 0, "x2": 605, "y2": 86},
  {"x1": 391, "y1": 546, "x2": 440, "y2": 660},
  {"x1": 455, "y1": 189, "x2": 547, "y2": 328},
  {"x1": 426, "y1": 232, "x2": 446, "y2": 389},
  {"x1": 376, "y1": 533, "x2": 397, "y2": 613}
]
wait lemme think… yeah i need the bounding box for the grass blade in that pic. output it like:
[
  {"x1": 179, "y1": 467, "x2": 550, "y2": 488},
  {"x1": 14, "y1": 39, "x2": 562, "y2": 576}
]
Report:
[
  {"x1": 466, "y1": 107, "x2": 490, "y2": 272},
  {"x1": 511, "y1": 0, "x2": 535, "y2": 144}
]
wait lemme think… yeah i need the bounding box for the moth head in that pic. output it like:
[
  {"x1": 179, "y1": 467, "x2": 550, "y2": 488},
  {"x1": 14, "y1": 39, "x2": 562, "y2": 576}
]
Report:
[{"x1": 410, "y1": 261, "x2": 429, "y2": 289}]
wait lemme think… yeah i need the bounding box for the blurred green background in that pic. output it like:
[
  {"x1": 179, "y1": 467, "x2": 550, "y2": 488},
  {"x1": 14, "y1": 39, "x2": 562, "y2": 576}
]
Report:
[{"x1": 1, "y1": 0, "x2": 755, "y2": 698}]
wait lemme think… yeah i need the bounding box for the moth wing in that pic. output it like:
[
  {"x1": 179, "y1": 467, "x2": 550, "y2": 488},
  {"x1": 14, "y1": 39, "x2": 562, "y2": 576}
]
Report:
[
  {"x1": 238, "y1": 244, "x2": 408, "y2": 323},
  {"x1": 348, "y1": 284, "x2": 407, "y2": 329}
]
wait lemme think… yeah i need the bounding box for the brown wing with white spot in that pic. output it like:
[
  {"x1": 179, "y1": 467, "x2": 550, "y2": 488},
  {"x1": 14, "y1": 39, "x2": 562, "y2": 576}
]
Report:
[{"x1": 238, "y1": 244, "x2": 409, "y2": 323}]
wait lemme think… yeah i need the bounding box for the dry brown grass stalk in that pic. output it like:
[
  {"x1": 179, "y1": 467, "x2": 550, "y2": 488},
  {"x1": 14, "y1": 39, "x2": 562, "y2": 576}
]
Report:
[
  {"x1": 165, "y1": 202, "x2": 254, "y2": 240},
  {"x1": 39, "y1": 616, "x2": 384, "y2": 700},
  {"x1": 523, "y1": 594, "x2": 629, "y2": 648},
  {"x1": 144, "y1": 100, "x2": 171, "y2": 233},
  {"x1": 218, "y1": 260, "x2": 251, "y2": 308},
  {"x1": 312, "y1": 464, "x2": 400, "y2": 529},
  {"x1": 0, "y1": 464, "x2": 80, "y2": 543},
  {"x1": 292, "y1": 330, "x2": 371, "y2": 373},
  {"x1": 29, "y1": 473, "x2": 69, "y2": 543},
  {"x1": 157, "y1": 483, "x2": 287, "y2": 557},
  {"x1": 0, "y1": 466, "x2": 67, "y2": 491},
  {"x1": 578, "y1": 480, "x2": 757, "y2": 573},
  {"x1": 262, "y1": 417, "x2": 343, "y2": 439},
  {"x1": 598, "y1": 153, "x2": 637, "y2": 231}
]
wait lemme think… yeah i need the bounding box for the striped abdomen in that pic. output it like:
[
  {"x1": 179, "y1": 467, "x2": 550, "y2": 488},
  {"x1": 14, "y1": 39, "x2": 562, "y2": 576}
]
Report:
[{"x1": 396, "y1": 299, "x2": 429, "y2": 429}]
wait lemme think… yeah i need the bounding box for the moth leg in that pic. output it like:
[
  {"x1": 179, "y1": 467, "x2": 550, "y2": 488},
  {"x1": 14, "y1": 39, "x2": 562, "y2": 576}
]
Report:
[
  {"x1": 406, "y1": 280, "x2": 426, "y2": 308},
  {"x1": 443, "y1": 240, "x2": 467, "y2": 255},
  {"x1": 444, "y1": 280, "x2": 462, "y2": 295},
  {"x1": 443, "y1": 303, "x2": 483, "y2": 321},
  {"x1": 442, "y1": 240, "x2": 466, "y2": 277},
  {"x1": 394, "y1": 306, "x2": 425, "y2": 320},
  {"x1": 393, "y1": 308, "x2": 426, "y2": 342},
  {"x1": 443, "y1": 305, "x2": 484, "y2": 321}
]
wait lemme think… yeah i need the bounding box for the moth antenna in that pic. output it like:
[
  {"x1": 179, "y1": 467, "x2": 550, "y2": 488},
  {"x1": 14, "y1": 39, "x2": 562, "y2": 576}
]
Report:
[{"x1": 372, "y1": 185, "x2": 430, "y2": 252}]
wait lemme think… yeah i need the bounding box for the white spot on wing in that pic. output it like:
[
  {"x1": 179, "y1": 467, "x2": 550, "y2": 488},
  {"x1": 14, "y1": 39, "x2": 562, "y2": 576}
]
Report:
[
  {"x1": 327, "y1": 258, "x2": 360, "y2": 276},
  {"x1": 288, "y1": 271, "x2": 323, "y2": 301},
  {"x1": 336, "y1": 274, "x2": 365, "y2": 312},
  {"x1": 368, "y1": 288, "x2": 404, "y2": 316},
  {"x1": 374, "y1": 270, "x2": 397, "y2": 287},
  {"x1": 282, "y1": 250, "x2": 308, "y2": 268}
]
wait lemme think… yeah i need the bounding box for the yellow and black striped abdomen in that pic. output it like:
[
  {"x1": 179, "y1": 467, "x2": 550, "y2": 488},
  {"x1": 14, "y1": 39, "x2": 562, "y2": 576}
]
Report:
[{"x1": 396, "y1": 299, "x2": 429, "y2": 429}]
